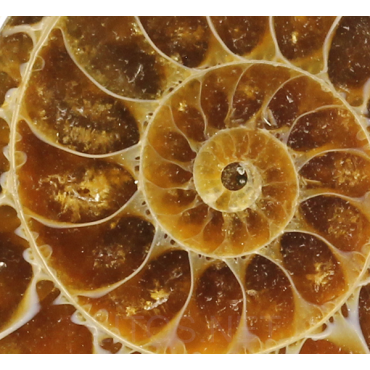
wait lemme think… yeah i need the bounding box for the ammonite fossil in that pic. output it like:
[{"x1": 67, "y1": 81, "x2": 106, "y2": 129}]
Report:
[{"x1": 2, "y1": 16, "x2": 370, "y2": 354}]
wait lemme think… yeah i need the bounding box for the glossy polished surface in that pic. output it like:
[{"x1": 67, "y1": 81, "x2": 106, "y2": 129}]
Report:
[{"x1": 1, "y1": 16, "x2": 370, "y2": 354}]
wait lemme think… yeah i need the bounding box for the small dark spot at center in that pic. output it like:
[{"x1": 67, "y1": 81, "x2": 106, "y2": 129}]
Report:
[{"x1": 221, "y1": 162, "x2": 248, "y2": 191}]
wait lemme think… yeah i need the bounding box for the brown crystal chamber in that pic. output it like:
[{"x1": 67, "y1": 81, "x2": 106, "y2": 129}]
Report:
[{"x1": 1, "y1": 16, "x2": 370, "y2": 354}]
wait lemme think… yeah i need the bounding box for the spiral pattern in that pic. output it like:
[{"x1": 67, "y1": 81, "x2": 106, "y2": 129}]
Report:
[{"x1": 2, "y1": 16, "x2": 370, "y2": 354}]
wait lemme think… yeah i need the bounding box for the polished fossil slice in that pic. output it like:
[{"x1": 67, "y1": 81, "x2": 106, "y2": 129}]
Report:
[{"x1": 1, "y1": 16, "x2": 370, "y2": 354}]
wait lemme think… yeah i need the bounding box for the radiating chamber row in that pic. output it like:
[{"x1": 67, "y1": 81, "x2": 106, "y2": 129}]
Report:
[
  {"x1": 3, "y1": 15, "x2": 370, "y2": 354},
  {"x1": 71, "y1": 231, "x2": 365, "y2": 354},
  {"x1": 48, "y1": 16, "x2": 370, "y2": 112},
  {"x1": 14, "y1": 16, "x2": 370, "y2": 228},
  {"x1": 0, "y1": 188, "x2": 363, "y2": 354},
  {"x1": 0, "y1": 17, "x2": 141, "y2": 353},
  {"x1": 16, "y1": 16, "x2": 370, "y2": 159},
  {"x1": 142, "y1": 61, "x2": 370, "y2": 259}
]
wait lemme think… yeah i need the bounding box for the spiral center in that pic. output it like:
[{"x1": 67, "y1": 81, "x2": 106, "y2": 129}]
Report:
[
  {"x1": 191, "y1": 127, "x2": 298, "y2": 217},
  {"x1": 221, "y1": 162, "x2": 248, "y2": 191}
]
